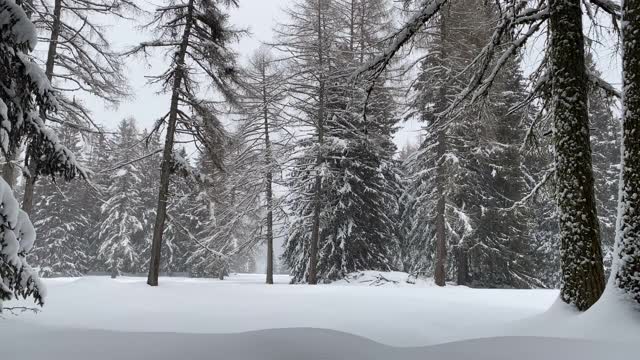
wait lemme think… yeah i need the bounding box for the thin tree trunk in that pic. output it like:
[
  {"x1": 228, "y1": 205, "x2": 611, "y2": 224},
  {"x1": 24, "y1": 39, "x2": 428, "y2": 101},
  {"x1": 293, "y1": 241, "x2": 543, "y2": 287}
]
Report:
[
  {"x1": 263, "y1": 68, "x2": 274, "y2": 285},
  {"x1": 308, "y1": 0, "x2": 326, "y2": 285},
  {"x1": 434, "y1": 131, "x2": 447, "y2": 286},
  {"x1": 22, "y1": 0, "x2": 62, "y2": 215},
  {"x1": 434, "y1": 16, "x2": 448, "y2": 287},
  {"x1": 549, "y1": 0, "x2": 605, "y2": 311},
  {"x1": 111, "y1": 263, "x2": 117, "y2": 279},
  {"x1": 147, "y1": 0, "x2": 195, "y2": 287},
  {"x1": 611, "y1": 0, "x2": 640, "y2": 306}
]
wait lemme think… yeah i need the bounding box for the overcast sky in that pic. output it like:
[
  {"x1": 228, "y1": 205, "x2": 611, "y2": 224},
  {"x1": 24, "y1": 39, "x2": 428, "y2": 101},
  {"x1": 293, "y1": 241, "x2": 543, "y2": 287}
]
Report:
[
  {"x1": 74, "y1": 1, "x2": 620, "y2": 153},
  {"x1": 80, "y1": 0, "x2": 293, "y2": 137},
  {"x1": 73, "y1": 0, "x2": 424, "y2": 151}
]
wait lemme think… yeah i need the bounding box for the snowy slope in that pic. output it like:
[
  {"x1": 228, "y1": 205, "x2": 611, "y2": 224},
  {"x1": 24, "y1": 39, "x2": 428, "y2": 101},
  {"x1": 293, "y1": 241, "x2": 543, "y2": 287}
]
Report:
[
  {"x1": 1, "y1": 273, "x2": 637, "y2": 359},
  {"x1": 1, "y1": 324, "x2": 634, "y2": 360}
]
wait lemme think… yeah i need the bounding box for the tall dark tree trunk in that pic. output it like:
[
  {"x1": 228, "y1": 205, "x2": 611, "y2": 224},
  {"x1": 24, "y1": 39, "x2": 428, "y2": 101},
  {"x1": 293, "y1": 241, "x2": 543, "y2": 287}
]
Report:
[
  {"x1": 549, "y1": 0, "x2": 605, "y2": 311},
  {"x1": 147, "y1": 0, "x2": 195, "y2": 287},
  {"x1": 22, "y1": 0, "x2": 63, "y2": 215},
  {"x1": 111, "y1": 263, "x2": 117, "y2": 279},
  {"x1": 455, "y1": 246, "x2": 468, "y2": 285},
  {"x1": 2, "y1": 153, "x2": 16, "y2": 188},
  {"x1": 263, "y1": 71, "x2": 274, "y2": 285},
  {"x1": 611, "y1": 0, "x2": 640, "y2": 306},
  {"x1": 434, "y1": 130, "x2": 447, "y2": 286},
  {"x1": 433, "y1": 16, "x2": 448, "y2": 287},
  {"x1": 308, "y1": 1, "x2": 326, "y2": 285}
]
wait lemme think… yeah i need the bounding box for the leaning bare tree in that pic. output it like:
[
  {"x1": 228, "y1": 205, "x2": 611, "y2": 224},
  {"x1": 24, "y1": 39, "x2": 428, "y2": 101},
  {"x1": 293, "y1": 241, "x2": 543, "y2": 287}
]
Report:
[
  {"x1": 20, "y1": 0, "x2": 136, "y2": 213},
  {"x1": 126, "y1": 0, "x2": 242, "y2": 286}
]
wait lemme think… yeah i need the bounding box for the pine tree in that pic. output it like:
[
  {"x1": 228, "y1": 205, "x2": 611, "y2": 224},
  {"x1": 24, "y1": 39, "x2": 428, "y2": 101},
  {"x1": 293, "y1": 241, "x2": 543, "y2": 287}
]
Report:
[
  {"x1": 240, "y1": 48, "x2": 289, "y2": 284},
  {"x1": 97, "y1": 119, "x2": 145, "y2": 278},
  {"x1": 127, "y1": 0, "x2": 241, "y2": 286},
  {"x1": 610, "y1": 0, "x2": 640, "y2": 307}
]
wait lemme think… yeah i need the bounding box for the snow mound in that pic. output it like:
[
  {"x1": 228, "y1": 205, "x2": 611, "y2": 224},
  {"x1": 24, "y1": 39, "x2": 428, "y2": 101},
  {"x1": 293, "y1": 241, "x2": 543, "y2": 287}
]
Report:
[
  {"x1": 505, "y1": 289, "x2": 640, "y2": 344},
  {"x1": 0, "y1": 323, "x2": 633, "y2": 360},
  {"x1": 331, "y1": 271, "x2": 439, "y2": 287}
]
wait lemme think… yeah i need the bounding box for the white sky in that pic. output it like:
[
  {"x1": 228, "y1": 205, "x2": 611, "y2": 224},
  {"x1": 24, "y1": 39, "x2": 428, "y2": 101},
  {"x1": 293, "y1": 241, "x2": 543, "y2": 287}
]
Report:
[
  {"x1": 73, "y1": 1, "x2": 620, "y2": 153},
  {"x1": 72, "y1": 0, "x2": 424, "y2": 151}
]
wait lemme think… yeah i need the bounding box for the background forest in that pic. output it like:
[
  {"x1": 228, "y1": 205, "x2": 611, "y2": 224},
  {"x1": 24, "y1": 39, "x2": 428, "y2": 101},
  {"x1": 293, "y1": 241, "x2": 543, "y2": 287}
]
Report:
[{"x1": 0, "y1": 0, "x2": 625, "y2": 291}]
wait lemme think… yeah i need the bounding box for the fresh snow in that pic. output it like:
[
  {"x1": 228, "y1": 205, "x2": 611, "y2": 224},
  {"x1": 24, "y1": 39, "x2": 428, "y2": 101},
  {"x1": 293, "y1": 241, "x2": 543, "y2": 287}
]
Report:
[{"x1": 1, "y1": 272, "x2": 638, "y2": 359}]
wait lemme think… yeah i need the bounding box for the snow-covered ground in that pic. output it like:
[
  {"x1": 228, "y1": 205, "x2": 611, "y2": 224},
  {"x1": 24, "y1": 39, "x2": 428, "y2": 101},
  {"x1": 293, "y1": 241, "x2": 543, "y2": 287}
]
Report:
[{"x1": 1, "y1": 272, "x2": 638, "y2": 359}]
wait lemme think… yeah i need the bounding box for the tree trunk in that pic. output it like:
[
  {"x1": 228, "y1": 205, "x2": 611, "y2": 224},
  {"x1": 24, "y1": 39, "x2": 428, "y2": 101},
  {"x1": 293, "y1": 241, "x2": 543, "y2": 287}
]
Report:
[
  {"x1": 308, "y1": 0, "x2": 327, "y2": 285},
  {"x1": 433, "y1": 15, "x2": 448, "y2": 288},
  {"x1": 263, "y1": 69, "x2": 274, "y2": 285},
  {"x1": 22, "y1": 0, "x2": 62, "y2": 215},
  {"x1": 434, "y1": 132, "x2": 447, "y2": 286},
  {"x1": 454, "y1": 245, "x2": 468, "y2": 286},
  {"x1": 147, "y1": 0, "x2": 195, "y2": 287},
  {"x1": 2, "y1": 153, "x2": 16, "y2": 188},
  {"x1": 549, "y1": 0, "x2": 605, "y2": 311},
  {"x1": 611, "y1": 0, "x2": 640, "y2": 306},
  {"x1": 111, "y1": 263, "x2": 117, "y2": 279}
]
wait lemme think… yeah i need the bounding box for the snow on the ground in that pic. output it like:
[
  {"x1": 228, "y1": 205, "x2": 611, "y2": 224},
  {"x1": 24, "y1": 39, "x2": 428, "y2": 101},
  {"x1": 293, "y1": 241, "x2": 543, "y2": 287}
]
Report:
[
  {"x1": 2, "y1": 273, "x2": 556, "y2": 346},
  {"x1": 1, "y1": 272, "x2": 638, "y2": 359}
]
